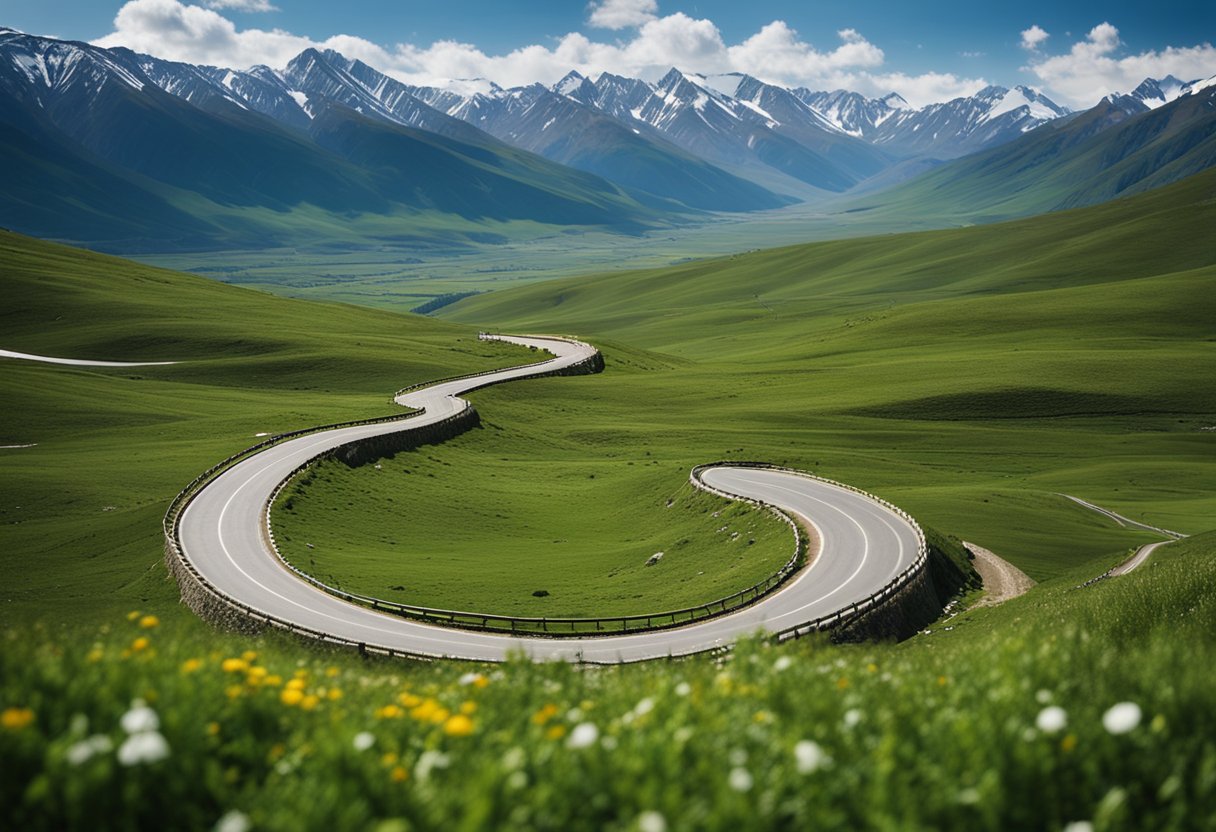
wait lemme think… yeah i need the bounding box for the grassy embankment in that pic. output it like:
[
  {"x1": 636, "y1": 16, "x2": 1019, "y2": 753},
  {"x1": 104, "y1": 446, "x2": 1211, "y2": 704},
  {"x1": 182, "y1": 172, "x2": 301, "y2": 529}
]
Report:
[{"x1": 3, "y1": 529, "x2": 1214, "y2": 829}]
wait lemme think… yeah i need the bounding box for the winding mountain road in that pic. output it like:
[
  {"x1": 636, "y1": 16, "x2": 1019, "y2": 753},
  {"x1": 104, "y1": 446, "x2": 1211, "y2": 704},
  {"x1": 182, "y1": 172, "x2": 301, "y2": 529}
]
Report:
[{"x1": 174, "y1": 335, "x2": 923, "y2": 662}]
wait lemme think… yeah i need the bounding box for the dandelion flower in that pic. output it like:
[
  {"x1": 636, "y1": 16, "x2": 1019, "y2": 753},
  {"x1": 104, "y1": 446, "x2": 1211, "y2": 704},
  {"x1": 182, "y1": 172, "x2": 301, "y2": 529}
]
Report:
[
  {"x1": 117, "y1": 731, "x2": 170, "y2": 766},
  {"x1": 638, "y1": 811, "x2": 667, "y2": 832},
  {"x1": 444, "y1": 714, "x2": 475, "y2": 737},
  {"x1": 280, "y1": 689, "x2": 304, "y2": 707},
  {"x1": 121, "y1": 702, "x2": 160, "y2": 734},
  {"x1": 300, "y1": 695, "x2": 320, "y2": 711},
  {"x1": 728, "y1": 767, "x2": 753, "y2": 792},
  {"x1": 391, "y1": 765, "x2": 408, "y2": 783},
  {"x1": 126, "y1": 610, "x2": 141, "y2": 621},
  {"x1": 138, "y1": 615, "x2": 159, "y2": 629},
  {"x1": 794, "y1": 740, "x2": 826, "y2": 774},
  {"x1": 546, "y1": 724, "x2": 567, "y2": 741},
  {"x1": 1, "y1": 707, "x2": 34, "y2": 731},
  {"x1": 353, "y1": 732, "x2": 375, "y2": 751},
  {"x1": 213, "y1": 810, "x2": 251, "y2": 832},
  {"x1": 1036, "y1": 706, "x2": 1067, "y2": 734},
  {"x1": 459, "y1": 672, "x2": 486, "y2": 687},
  {"x1": 181, "y1": 658, "x2": 203, "y2": 674},
  {"x1": 1103, "y1": 702, "x2": 1142, "y2": 735},
  {"x1": 131, "y1": 637, "x2": 150, "y2": 652},
  {"x1": 221, "y1": 658, "x2": 248, "y2": 674},
  {"x1": 285, "y1": 678, "x2": 306, "y2": 692},
  {"x1": 567, "y1": 722, "x2": 599, "y2": 749}
]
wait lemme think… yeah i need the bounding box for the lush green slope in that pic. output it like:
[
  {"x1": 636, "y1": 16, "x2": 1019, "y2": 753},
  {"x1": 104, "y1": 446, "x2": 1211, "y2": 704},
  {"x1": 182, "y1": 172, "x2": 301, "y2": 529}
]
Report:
[
  {"x1": 428, "y1": 169, "x2": 1216, "y2": 579},
  {"x1": 851, "y1": 86, "x2": 1216, "y2": 224},
  {"x1": 0, "y1": 230, "x2": 537, "y2": 623},
  {"x1": 4, "y1": 527, "x2": 1214, "y2": 829}
]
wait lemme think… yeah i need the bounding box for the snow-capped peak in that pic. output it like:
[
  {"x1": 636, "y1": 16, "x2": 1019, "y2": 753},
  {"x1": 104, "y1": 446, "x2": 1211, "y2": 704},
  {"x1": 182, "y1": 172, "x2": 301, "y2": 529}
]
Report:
[
  {"x1": 879, "y1": 92, "x2": 911, "y2": 110},
  {"x1": 981, "y1": 85, "x2": 1066, "y2": 122},
  {"x1": 554, "y1": 70, "x2": 586, "y2": 96}
]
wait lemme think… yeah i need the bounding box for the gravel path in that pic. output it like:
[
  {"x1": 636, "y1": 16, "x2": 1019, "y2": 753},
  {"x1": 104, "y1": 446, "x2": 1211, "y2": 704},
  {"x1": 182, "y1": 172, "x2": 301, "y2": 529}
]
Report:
[{"x1": 965, "y1": 541, "x2": 1035, "y2": 607}]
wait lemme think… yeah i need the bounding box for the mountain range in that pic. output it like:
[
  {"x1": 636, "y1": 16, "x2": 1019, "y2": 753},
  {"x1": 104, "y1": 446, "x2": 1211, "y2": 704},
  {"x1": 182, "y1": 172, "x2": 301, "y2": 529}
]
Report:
[{"x1": 2, "y1": 26, "x2": 1213, "y2": 253}]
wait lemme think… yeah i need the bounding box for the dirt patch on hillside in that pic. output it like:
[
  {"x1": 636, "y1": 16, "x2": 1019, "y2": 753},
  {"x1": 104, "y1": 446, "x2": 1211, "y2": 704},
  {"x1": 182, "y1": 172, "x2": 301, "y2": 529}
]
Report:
[{"x1": 965, "y1": 541, "x2": 1035, "y2": 607}]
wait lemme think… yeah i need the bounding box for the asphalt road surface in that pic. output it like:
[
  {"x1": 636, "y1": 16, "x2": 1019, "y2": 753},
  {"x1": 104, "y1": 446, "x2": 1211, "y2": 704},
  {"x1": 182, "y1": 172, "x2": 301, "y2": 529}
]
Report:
[{"x1": 176, "y1": 335, "x2": 922, "y2": 662}]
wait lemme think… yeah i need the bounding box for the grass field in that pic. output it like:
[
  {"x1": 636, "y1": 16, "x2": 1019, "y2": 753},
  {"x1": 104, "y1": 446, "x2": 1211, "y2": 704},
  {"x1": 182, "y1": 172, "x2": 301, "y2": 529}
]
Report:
[
  {"x1": 4, "y1": 528, "x2": 1213, "y2": 830},
  {"x1": 3, "y1": 166, "x2": 1215, "y2": 828}
]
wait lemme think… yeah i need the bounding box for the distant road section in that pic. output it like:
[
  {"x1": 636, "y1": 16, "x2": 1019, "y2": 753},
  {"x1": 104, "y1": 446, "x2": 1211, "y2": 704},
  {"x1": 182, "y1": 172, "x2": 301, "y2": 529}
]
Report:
[
  {"x1": 174, "y1": 335, "x2": 922, "y2": 663},
  {"x1": 0, "y1": 348, "x2": 178, "y2": 367}
]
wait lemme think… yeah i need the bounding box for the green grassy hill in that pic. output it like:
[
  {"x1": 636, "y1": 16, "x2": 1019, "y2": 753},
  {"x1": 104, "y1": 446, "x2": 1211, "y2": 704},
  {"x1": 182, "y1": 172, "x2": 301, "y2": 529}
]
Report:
[
  {"x1": 0, "y1": 230, "x2": 538, "y2": 623},
  {"x1": 429, "y1": 169, "x2": 1216, "y2": 580}
]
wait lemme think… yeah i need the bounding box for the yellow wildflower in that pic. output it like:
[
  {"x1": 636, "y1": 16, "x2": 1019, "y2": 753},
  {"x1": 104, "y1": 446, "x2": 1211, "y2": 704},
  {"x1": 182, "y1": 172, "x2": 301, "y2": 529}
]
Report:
[
  {"x1": 327, "y1": 688, "x2": 343, "y2": 701},
  {"x1": 247, "y1": 666, "x2": 268, "y2": 681},
  {"x1": 301, "y1": 695, "x2": 320, "y2": 711},
  {"x1": 444, "y1": 714, "x2": 475, "y2": 737},
  {"x1": 391, "y1": 765, "x2": 408, "y2": 783},
  {"x1": 139, "y1": 615, "x2": 159, "y2": 629},
  {"x1": 207, "y1": 722, "x2": 221, "y2": 737},
  {"x1": 280, "y1": 689, "x2": 304, "y2": 707},
  {"x1": 409, "y1": 699, "x2": 439, "y2": 722},
  {"x1": 381, "y1": 752, "x2": 399, "y2": 767},
  {"x1": 242, "y1": 650, "x2": 258, "y2": 662},
  {"x1": 1061, "y1": 734, "x2": 1077, "y2": 753},
  {"x1": 221, "y1": 658, "x2": 248, "y2": 673},
  {"x1": 546, "y1": 724, "x2": 567, "y2": 741},
  {"x1": 268, "y1": 743, "x2": 285, "y2": 762},
  {"x1": 86, "y1": 648, "x2": 104, "y2": 663},
  {"x1": 181, "y1": 658, "x2": 203, "y2": 674},
  {"x1": 867, "y1": 663, "x2": 878, "y2": 674},
  {"x1": 398, "y1": 693, "x2": 422, "y2": 708},
  {"x1": 753, "y1": 710, "x2": 772, "y2": 724},
  {"x1": 131, "y1": 637, "x2": 150, "y2": 652},
  {"x1": 532, "y1": 703, "x2": 559, "y2": 725},
  {"x1": 126, "y1": 610, "x2": 141, "y2": 622},
  {"x1": 285, "y1": 678, "x2": 306, "y2": 692},
  {"x1": 293, "y1": 669, "x2": 308, "y2": 679},
  {"x1": 325, "y1": 666, "x2": 340, "y2": 678},
  {"x1": 460, "y1": 701, "x2": 477, "y2": 715},
  {"x1": 937, "y1": 676, "x2": 948, "y2": 687},
  {"x1": 226, "y1": 685, "x2": 243, "y2": 700},
  {"x1": 375, "y1": 704, "x2": 403, "y2": 720},
  {"x1": 1, "y1": 707, "x2": 34, "y2": 731},
  {"x1": 265, "y1": 675, "x2": 283, "y2": 687},
  {"x1": 836, "y1": 678, "x2": 849, "y2": 691}
]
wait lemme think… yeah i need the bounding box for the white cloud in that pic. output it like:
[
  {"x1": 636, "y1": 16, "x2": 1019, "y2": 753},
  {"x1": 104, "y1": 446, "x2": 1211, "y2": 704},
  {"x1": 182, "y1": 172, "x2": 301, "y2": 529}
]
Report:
[
  {"x1": 93, "y1": 0, "x2": 985, "y2": 105},
  {"x1": 587, "y1": 0, "x2": 657, "y2": 30},
  {"x1": 1024, "y1": 22, "x2": 1216, "y2": 108},
  {"x1": 1020, "y1": 25, "x2": 1049, "y2": 52},
  {"x1": 205, "y1": 0, "x2": 277, "y2": 12}
]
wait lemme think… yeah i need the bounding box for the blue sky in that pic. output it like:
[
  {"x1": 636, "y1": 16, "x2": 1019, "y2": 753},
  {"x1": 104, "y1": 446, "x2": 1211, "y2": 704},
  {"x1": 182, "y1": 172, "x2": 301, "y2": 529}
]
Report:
[{"x1": 5, "y1": 0, "x2": 1215, "y2": 106}]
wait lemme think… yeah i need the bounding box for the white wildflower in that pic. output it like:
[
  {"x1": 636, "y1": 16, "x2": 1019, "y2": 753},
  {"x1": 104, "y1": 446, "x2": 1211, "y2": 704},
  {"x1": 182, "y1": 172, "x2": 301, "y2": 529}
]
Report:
[
  {"x1": 602, "y1": 735, "x2": 618, "y2": 751},
  {"x1": 458, "y1": 672, "x2": 485, "y2": 686},
  {"x1": 506, "y1": 770, "x2": 528, "y2": 791},
  {"x1": 352, "y1": 731, "x2": 375, "y2": 751},
  {"x1": 638, "y1": 810, "x2": 667, "y2": 832},
  {"x1": 674, "y1": 682, "x2": 691, "y2": 697},
  {"x1": 774, "y1": 656, "x2": 793, "y2": 672},
  {"x1": 117, "y1": 731, "x2": 170, "y2": 766},
  {"x1": 213, "y1": 810, "x2": 251, "y2": 832},
  {"x1": 1036, "y1": 706, "x2": 1067, "y2": 734},
  {"x1": 843, "y1": 708, "x2": 862, "y2": 728},
  {"x1": 634, "y1": 697, "x2": 655, "y2": 717},
  {"x1": 567, "y1": 722, "x2": 599, "y2": 750},
  {"x1": 1062, "y1": 822, "x2": 1094, "y2": 832},
  {"x1": 1103, "y1": 702, "x2": 1142, "y2": 735},
  {"x1": 794, "y1": 740, "x2": 825, "y2": 774},
  {"x1": 728, "y1": 767, "x2": 753, "y2": 792},
  {"x1": 120, "y1": 702, "x2": 160, "y2": 734},
  {"x1": 728, "y1": 748, "x2": 747, "y2": 766},
  {"x1": 67, "y1": 734, "x2": 113, "y2": 766},
  {"x1": 414, "y1": 749, "x2": 450, "y2": 781},
  {"x1": 501, "y1": 747, "x2": 525, "y2": 770},
  {"x1": 1035, "y1": 689, "x2": 1053, "y2": 704}
]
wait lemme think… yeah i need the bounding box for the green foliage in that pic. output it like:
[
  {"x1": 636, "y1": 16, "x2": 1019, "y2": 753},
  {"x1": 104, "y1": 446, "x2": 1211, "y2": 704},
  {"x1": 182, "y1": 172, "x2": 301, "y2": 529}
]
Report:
[{"x1": 3, "y1": 531, "x2": 1215, "y2": 830}]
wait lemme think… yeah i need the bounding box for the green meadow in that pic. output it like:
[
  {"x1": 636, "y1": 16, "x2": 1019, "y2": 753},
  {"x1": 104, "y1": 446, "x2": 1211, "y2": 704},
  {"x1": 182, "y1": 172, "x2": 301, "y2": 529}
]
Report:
[{"x1": 2, "y1": 165, "x2": 1214, "y2": 828}]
